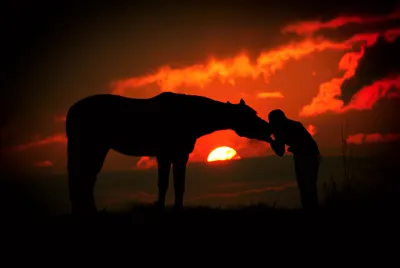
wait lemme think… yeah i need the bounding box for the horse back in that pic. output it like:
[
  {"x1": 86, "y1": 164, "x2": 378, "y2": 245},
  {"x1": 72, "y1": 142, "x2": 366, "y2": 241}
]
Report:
[{"x1": 66, "y1": 93, "x2": 202, "y2": 155}]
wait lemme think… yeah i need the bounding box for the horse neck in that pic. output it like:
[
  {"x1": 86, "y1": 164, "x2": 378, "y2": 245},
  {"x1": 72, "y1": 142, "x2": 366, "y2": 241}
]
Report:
[{"x1": 194, "y1": 102, "x2": 233, "y2": 137}]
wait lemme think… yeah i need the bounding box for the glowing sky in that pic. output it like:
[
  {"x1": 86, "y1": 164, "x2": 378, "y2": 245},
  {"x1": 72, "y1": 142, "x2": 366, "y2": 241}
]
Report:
[{"x1": 1, "y1": 2, "x2": 400, "y2": 172}]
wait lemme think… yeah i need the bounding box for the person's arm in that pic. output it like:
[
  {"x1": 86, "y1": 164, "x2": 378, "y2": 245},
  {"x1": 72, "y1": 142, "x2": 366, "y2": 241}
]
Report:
[{"x1": 270, "y1": 135, "x2": 285, "y2": 157}]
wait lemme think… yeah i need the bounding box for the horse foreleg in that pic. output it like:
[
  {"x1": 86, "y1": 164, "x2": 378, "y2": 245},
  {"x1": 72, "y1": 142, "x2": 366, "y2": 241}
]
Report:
[
  {"x1": 156, "y1": 155, "x2": 172, "y2": 209},
  {"x1": 172, "y1": 154, "x2": 189, "y2": 211},
  {"x1": 68, "y1": 172, "x2": 97, "y2": 217},
  {"x1": 67, "y1": 141, "x2": 108, "y2": 218}
]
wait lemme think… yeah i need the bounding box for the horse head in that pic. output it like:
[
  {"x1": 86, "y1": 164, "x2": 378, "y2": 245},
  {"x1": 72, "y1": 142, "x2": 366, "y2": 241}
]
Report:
[{"x1": 227, "y1": 99, "x2": 271, "y2": 142}]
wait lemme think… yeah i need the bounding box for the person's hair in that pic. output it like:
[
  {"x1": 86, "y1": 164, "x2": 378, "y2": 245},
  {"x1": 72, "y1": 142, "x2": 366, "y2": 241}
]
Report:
[{"x1": 268, "y1": 109, "x2": 287, "y2": 122}]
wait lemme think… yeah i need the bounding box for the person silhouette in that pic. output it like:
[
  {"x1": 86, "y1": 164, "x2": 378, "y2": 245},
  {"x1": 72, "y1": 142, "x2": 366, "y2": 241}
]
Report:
[{"x1": 266, "y1": 109, "x2": 320, "y2": 210}]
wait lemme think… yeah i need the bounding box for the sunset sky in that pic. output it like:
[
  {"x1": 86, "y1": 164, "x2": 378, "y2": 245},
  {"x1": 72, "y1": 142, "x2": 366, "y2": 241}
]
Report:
[{"x1": 1, "y1": 1, "x2": 400, "y2": 173}]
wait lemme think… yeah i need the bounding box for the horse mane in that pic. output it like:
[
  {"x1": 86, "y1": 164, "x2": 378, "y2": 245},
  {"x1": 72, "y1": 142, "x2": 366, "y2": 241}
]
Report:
[
  {"x1": 159, "y1": 92, "x2": 225, "y2": 106},
  {"x1": 155, "y1": 91, "x2": 258, "y2": 116},
  {"x1": 243, "y1": 105, "x2": 257, "y2": 115}
]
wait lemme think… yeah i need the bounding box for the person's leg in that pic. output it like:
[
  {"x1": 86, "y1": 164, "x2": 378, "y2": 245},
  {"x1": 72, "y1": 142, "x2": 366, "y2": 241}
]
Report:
[
  {"x1": 294, "y1": 156, "x2": 319, "y2": 210},
  {"x1": 300, "y1": 181, "x2": 318, "y2": 210}
]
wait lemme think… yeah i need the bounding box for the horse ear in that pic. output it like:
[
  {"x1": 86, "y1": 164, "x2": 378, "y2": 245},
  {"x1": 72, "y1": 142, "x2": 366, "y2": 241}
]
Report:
[
  {"x1": 227, "y1": 101, "x2": 232, "y2": 105},
  {"x1": 240, "y1": 99, "x2": 246, "y2": 105}
]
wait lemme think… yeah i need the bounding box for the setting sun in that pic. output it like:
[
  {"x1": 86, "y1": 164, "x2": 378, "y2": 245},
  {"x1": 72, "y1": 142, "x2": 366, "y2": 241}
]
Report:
[{"x1": 207, "y1": 146, "x2": 240, "y2": 162}]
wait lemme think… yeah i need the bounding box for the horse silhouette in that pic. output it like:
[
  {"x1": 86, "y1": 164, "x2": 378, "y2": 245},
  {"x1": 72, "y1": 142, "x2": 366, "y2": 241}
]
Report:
[{"x1": 66, "y1": 92, "x2": 271, "y2": 217}]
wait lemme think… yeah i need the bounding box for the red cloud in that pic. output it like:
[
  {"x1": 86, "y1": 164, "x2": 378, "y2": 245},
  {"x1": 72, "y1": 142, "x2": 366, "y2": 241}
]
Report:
[
  {"x1": 33, "y1": 160, "x2": 53, "y2": 167},
  {"x1": 214, "y1": 182, "x2": 247, "y2": 189},
  {"x1": 347, "y1": 133, "x2": 400, "y2": 144},
  {"x1": 385, "y1": 28, "x2": 400, "y2": 42},
  {"x1": 13, "y1": 133, "x2": 67, "y2": 152},
  {"x1": 344, "y1": 76, "x2": 400, "y2": 111},
  {"x1": 256, "y1": 92, "x2": 284, "y2": 99},
  {"x1": 281, "y1": 10, "x2": 400, "y2": 36},
  {"x1": 111, "y1": 39, "x2": 347, "y2": 96},
  {"x1": 136, "y1": 156, "x2": 157, "y2": 169},
  {"x1": 300, "y1": 30, "x2": 400, "y2": 117},
  {"x1": 110, "y1": 23, "x2": 400, "y2": 119},
  {"x1": 306, "y1": 125, "x2": 317, "y2": 136}
]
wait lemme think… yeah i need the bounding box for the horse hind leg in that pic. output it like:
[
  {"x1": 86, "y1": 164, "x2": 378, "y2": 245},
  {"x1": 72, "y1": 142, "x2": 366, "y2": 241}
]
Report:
[
  {"x1": 67, "y1": 141, "x2": 108, "y2": 218},
  {"x1": 172, "y1": 154, "x2": 189, "y2": 211},
  {"x1": 156, "y1": 155, "x2": 172, "y2": 210}
]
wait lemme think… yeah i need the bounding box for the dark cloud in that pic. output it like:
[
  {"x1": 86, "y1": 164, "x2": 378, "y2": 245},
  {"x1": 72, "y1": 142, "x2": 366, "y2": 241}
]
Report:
[{"x1": 340, "y1": 34, "x2": 400, "y2": 104}]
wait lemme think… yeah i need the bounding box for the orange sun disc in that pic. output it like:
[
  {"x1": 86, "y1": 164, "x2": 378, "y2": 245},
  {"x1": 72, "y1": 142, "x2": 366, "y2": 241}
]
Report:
[{"x1": 207, "y1": 146, "x2": 240, "y2": 162}]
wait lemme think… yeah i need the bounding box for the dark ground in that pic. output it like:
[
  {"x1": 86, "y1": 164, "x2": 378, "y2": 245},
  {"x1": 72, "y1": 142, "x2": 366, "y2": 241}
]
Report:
[
  {"x1": 49, "y1": 203, "x2": 397, "y2": 225},
  {"x1": 2, "y1": 182, "x2": 397, "y2": 228},
  {"x1": 1, "y1": 153, "x2": 399, "y2": 231},
  {"x1": 2, "y1": 186, "x2": 398, "y2": 246},
  {"x1": 1, "y1": 178, "x2": 398, "y2": 228}
]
